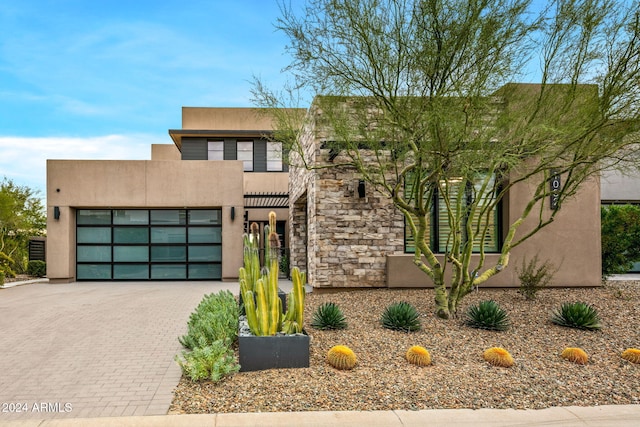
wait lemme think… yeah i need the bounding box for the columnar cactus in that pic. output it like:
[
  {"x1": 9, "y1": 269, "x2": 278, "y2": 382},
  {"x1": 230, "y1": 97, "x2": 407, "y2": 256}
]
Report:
[
  {"x1": 240, "y1": 211, "x2": 305, "y2": 336},
  {"x1": 282, "y1": 267, "x2": 306, "y2": 334}
]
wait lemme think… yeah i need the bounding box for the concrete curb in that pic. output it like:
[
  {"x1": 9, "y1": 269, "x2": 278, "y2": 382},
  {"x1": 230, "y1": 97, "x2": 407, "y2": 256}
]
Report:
[
  {"x1": 0, "y1": 278, "x2": 49, "y2": 289},
  {"x1": 3, "y1": 405, "x2": 640, "y2": 426}
]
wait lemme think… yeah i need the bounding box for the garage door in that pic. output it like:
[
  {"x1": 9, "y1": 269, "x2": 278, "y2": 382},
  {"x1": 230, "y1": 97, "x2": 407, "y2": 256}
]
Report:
[{"x1": 76, "y1": 209, "x2": 222, "y2": 280}]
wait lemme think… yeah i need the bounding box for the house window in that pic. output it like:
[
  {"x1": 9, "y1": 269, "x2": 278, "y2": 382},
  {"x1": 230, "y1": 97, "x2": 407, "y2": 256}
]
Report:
[
  {"x1": 207, "y1": 140, "x2": 224, "y2": 160},
  {"x1": 267, "y1": 141, "x2": 283, "y2": 171},
  {"x1": 237, "y1": 141, "x2": 253, "y2": 171},
  {"x1": 405, "y1": 173, "x2": 500, "y2": 253}
]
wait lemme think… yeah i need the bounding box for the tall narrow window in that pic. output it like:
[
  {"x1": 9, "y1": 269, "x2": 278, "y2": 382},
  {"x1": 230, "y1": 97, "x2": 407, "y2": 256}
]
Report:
[
  {"x1": 437, "y1": 174, "x2": 499, "y2": 253},
  {"x1": 207, "y1": 140, "x2": 224, "y2": 160},
  {"x1": 267, "y1": 141, "x2": 283, "y2": 171},
  {"x1": 237, "y1": 141, "x2": 253, "y2": 171},
  {"x1": 404, "y1": 173, "x2": 500, "y2": 253},
  {"x1": 403, "y1": 174, "x2": 431, "y2": 253}
]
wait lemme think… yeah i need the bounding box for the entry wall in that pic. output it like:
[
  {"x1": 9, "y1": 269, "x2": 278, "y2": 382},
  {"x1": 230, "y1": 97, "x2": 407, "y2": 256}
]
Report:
[{"x1": 47, "y1": 160, "x2": 245, "y2": 282}]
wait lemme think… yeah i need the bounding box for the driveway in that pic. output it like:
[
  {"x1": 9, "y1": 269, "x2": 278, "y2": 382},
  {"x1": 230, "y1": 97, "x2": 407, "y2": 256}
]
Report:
[{"x1": 0, "y1": 281, "x2": 235, "y2": 421}]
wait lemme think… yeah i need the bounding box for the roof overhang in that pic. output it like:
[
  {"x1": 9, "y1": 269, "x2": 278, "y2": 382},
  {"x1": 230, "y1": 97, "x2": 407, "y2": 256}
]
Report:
[{"x1": 168, "y1": 129, "x2": 274, "y2": 151}]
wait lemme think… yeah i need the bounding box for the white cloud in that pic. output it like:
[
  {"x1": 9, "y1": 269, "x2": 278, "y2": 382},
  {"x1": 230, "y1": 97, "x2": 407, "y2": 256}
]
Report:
[{"x1": 0, "y1": 134, "x2": 159, "y2": 197}]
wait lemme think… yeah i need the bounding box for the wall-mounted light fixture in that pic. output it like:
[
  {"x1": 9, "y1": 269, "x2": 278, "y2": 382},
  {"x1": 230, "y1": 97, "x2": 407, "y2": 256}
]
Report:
[
  {"x1": 230, "y1": 206, "x2": 236, "y2": 221},
  {"x1": 357, "y1": 180, "x2": 366, "y2": 198},
  {"x1": 54, "y1": 206, "x2": 60, "y2": 220}
]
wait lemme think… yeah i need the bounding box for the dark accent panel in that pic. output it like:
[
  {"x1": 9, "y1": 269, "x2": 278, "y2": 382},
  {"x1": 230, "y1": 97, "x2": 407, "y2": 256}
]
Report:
[
  {"x1": 181, "y1": 137, "x2": 207, "y2": 160},
  {"x1": 254, "y1": 139, "x2": 267, "y2": 172},
  {"x1": 29, "y1": 239, "x2": 46, "y2": 261},
  {"x1": 224, "y1": 139, "x2": 237, "y2": 160},
  {"x1": 282, "y1": 147, "x2": 289, "y2": 172}
]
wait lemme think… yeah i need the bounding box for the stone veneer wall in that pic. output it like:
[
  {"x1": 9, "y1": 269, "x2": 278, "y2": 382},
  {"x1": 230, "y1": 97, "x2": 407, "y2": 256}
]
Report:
[
  {"x1": 288, "y1": 110, "x2": 406, "y2": 288},
  {"x1": 310, "y1": 166, "x2": 405, "y2": 288}
]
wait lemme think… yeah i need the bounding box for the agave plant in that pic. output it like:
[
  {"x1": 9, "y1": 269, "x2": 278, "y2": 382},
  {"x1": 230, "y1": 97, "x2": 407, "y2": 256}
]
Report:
[
  {"x1": 311, "y1": 302, "x2": 347, "y2": 330},
  {"x1": 380, "y1": 301, "x2": 421, "y2": 332},
  {"x1": 551, "y1": 302, "x2": 601, "y2": 331},
  {"x1": 465, "y1": 300, "x2": 510, "y2": 331}
]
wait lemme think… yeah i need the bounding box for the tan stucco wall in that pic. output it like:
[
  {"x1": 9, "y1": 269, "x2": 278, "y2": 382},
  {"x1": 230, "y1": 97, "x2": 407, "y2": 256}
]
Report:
[
  {"x1": 387, "y1": 174, "x2": 602, "y2": 288},
  {"x1": 151, "y1": 144, "x2": 181, "y2": 160},
  {"x1": 182, "y1": 107, "x2": 274, "y2": 131},
  {"x1": 46, "y1": 159, "x2": 245, "y2": 282},
  {"x1": 243, "y1": 172, "x2": 289, "y2": 194},
  {"x1": 601, "y1": 169, "x2": 640, "y2": 202}
]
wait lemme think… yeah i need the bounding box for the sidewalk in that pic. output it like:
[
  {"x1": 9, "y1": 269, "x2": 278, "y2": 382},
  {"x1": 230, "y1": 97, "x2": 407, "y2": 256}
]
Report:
[{"x1": 3, "y1": 405, "x2": 640, "y2": 426}]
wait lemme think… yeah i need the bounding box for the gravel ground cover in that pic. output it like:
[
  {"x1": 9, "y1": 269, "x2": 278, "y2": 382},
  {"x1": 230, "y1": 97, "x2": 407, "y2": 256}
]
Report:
[{"x1": 170, "y1": 281, "x2": 640, "y2": 414}]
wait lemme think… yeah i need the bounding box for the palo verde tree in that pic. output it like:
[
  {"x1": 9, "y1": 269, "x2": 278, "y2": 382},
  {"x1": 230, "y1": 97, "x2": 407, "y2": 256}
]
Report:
[
  {"x1": 0, "y1": 178, "x2": 46, "y2": 277},
  {"x1": 253, "y1": 0, "x2": 640, "y2": 319}
]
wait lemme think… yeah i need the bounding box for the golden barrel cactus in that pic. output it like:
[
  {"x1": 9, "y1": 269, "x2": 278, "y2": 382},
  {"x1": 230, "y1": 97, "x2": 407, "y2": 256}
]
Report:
[
  {"x1": 327, "y1": 345, "x2": 357, "y2": 370},
  {"x1": 621, "y1": 348, "x2": 640, "y2": 364},
  {"x1": 483, "y1": 347, "x2": 514, "y2": 367},
  {"x1": 560, "y1": 347, "x2": 589, "y2": 365},
  {"x1": 406, "y1": 346, "x2": 432, "y2": 366}
]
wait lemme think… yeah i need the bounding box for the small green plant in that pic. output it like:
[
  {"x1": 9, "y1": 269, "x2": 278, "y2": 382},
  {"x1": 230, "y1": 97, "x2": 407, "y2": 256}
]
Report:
[
  {"x1": 27, "y1": 260, "x2": 46, "y2": 277},
  {"x1": 516, "y1": 254, "x2": 557, "y2": 300},
  {"x1": 601, "y1": 204, "x2": 640, "y2": 276},
  {"x1": 0, "y1": 270, "x2": 5, "y2": 286},
  {"x1": 327, "y1": 345, "x2": 357, "y2": 370},
  {"x1": 465, "y1": 300, "x2": 510, "y2": 331},
  {"x1": 0, "y1": 251, "x2": 16, "y2": 278},
  {"x1": 179, "y1": 290, "x2": 239, "y2": 350},
  {"x1": 551, "y1": 302, "x2": 601, "y2": 331},
  {"x1": 279, "y1": 253, "x2": 289, "y2": 275},
  {"x1": 380, "y1": 301, "x2": 421, "y2": 332},
  {"x1": 175, "y1": 338, "x2": 240, "y2": 381},
  {"x1": 311, "y1": 302, "x2": 347, "y2": 330}
]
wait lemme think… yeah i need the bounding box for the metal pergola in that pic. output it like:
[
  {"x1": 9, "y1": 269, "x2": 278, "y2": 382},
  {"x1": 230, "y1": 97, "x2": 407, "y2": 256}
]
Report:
[{"x1": 244, "y1": 192, "x2": 289, "y2": 209}]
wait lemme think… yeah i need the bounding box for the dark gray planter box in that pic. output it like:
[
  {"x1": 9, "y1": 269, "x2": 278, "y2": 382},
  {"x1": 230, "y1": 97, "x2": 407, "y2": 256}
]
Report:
[{"x1": 238, "y1": 331, "x2": 310, "y2": 372}]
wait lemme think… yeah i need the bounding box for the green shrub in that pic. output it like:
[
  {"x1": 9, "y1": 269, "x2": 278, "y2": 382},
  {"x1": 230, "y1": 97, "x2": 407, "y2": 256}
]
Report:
[
  {"x1": 516, "y1": 254, "x2": 557, "y2": 300},
  {"x1": 27, "y1": 260, "x2": 46, "y2": 277},
  {"x1": 179, "y1": 290, "x2": 239, "y2": 350},
  {"x1": 551, "y1": 302, "x2": 601, "y2": 331},
  {"x1": 380, "y1": 301, "x2": 421, "y2": 332},
  {"x1": 0, "y1": 270, "x2": 4, "y2": 286},
  {"x1": 465, "y1": 300, "x2": 510, "y2": 331},
  {"x1": 0, "y1": 251, "x2": 16, "y2": 278},
  {"x1": 601, "y1": 205, "x2": 640, "y2": 276},
  {"x1": 175, "y1": 338, "x2": 240, "y2": 382},
  {"x1": 311, "y1": 302, "x2": 347, "y2": 330}
]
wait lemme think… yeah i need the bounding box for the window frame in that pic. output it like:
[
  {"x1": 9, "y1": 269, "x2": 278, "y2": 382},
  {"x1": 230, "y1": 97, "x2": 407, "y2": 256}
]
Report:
[
  {"x1": 207, "y1": 140, "x2": 224, "y2": 160},
  {"x1": 404, "y1": 173, "x2": 502, "y2": 254},
  {"x1": 237, "y1": 140, "x2": 254, "y2": 171}
]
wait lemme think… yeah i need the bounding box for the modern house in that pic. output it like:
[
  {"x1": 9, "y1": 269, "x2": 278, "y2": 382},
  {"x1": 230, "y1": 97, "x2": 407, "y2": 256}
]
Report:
[
  {"x1": 47, "y1": 86, "x2": 606, "y2": 287},
  {"x1": 288, "y1": 92, "x2": 602, "y2": 290},
  {"x1": 46, "y1": 108, "x2": 297, "y2": 283}
]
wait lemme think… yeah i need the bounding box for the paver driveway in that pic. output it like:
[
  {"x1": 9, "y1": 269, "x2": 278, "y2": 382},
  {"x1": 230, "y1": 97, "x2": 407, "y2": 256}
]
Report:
[{"x1": 0, "y1": 281, "x2": 234, "y2": 421}]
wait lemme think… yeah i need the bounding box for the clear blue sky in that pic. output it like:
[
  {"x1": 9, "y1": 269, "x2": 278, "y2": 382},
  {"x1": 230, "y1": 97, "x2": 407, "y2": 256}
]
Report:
[{"x1": 0, "y1": 0, "x2": 298, "y2": 197}]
